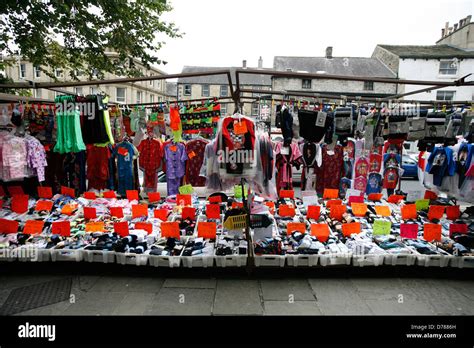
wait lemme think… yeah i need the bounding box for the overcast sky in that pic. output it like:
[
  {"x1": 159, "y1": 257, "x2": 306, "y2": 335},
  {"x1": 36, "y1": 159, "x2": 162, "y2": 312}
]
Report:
[{"x1": 157, "y1": 0, "x2": 473, "y2": 73}]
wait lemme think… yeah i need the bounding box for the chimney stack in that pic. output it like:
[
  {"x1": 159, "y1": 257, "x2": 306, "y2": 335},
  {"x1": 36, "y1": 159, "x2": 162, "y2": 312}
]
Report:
[
  {"x1": 258, "y1": 56, "x2": 263, "y2": 69},
  {"x1": 441, "y1": 28, "x2": 445, "y2": 37},
  {"x1": 454, "y1": 23, "x2": 458, "y2": 31},
  {"x1": 467, "y1": 15, "x2": 472, "y2": 24},
  {"x1": 242, "y1": 60, "x2": 247, "y2": 69},
  {"x1": 326, "y1": 46, "x2": 333, "y2": 59},
  {"x1": 444, "y1": 21, "x2": 449, "y2": 36}
]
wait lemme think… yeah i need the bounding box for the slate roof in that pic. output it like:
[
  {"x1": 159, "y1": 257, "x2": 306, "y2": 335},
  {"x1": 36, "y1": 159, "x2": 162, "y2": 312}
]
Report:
[
  {"x1": 378, "y1": 44, "x2": 474, "y2": 59},
  {"x1": 178, "y1": 66, "x2": 272, "y2": 86},
  {"x1": 273, "y1": 56, "x2": 397, "y2": 77}
]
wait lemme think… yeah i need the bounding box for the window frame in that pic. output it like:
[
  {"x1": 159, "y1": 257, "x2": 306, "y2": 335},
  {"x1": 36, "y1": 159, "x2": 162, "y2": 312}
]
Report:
[
  {"x1": 116, "y1": 87, "x2": 126, "y2": 103},
  {"x1": 302, "y1": 79, "x2": 312, "y2": 89},
  {"x1": 363, "y1": 81, "x2": 374, "y2": 91},
  {"x1": 201, "y1": 84, "x2": 210, "y2": 97},
  {"x1": 19, "y1": 64, "x2": 26, "y2": 79},
  {"x1": 220, "y1": 85, "x2": 228, "y2": 97},
  {"x1": 183, "y1": 84, "x2": 192, "y2": 96},
  {"x1": 436, "y1": 90, "x2": 455, "y2": 101},
  {"x1": 33, "y1": 66, "x2": 41, "y2": 78},
  {"x1": 220, "y1": 103, "x2": 227, "y2": 116},
  {"x1": 439, "y1": 60, "x2": 457, "y2": 75},
  {"x1": 136, "y1": 90, "x2": 142, "y2": 104}
]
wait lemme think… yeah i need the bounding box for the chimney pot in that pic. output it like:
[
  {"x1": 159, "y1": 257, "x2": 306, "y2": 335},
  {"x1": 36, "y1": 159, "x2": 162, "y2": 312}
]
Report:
[
  {"x1": 258, "y1": 56, "x2": 263, "y2": 69},
  {"x1": 242, "y1": 60, "x2": 247, "y2": 68},
  {"x1": 441, "y1": 28, "x2": 445, "y2": 37},
  {"x1": 466, "y1": 15, "x2": 472, "y2": 24},
  {"x1": 326, "y1": 46, "x2": 333, "y2": 59}
]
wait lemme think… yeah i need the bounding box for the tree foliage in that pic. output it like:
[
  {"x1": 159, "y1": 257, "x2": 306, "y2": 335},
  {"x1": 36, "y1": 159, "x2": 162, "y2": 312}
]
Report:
[{"x1": 0, "y1": 0, "x2": 181, "y2": 80}]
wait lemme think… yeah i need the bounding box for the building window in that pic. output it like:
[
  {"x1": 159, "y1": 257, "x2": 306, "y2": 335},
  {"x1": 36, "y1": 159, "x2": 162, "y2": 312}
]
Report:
[
  {"x1": 158, "y1": 96, "x2": 163, "y2": 102},
  {"x1": 75, "y1": 70, "x2": 83, "y2": 77},
  {"x1": 90, "y1": 87, "x2": 97, "y2": 95},
  {"x1": 252, "y1": 103, "x2": 259, "y2": 116},
  {"x1": 302, "y1": 79, "x2": 311, "y2": 89},
  {"x1": 220, "y1": 104, "x2": 227, "y2": 116},
  {"x1": 252, "y1": 86, "x2": 262, "y2": 97},
  {"x1": 184, "y1": 84, "x2": 192, "y2": 96},
  {"x1": 156, "y1": 80, "x2": 161, "y2": 89},
  {"x1": 363, "y1": 81, "x2": 374, "y2": 91},
  {"x1": 439, "y1": 60, "x2": 457, "y2": 75},
  {"x1": 201, "y1": 84, "x2": 210, "y2": 97},
  {"x1": 19, "y1": 64, "x2": 26, "y2": 79},
  {"x1": 150, "y1": 94, "x2": 155, "y2": 103},
  {"x1": 34, "y1": 66, "x2": 41, "y2": 78},
  {"x1": 436, "y1": 90, "x2": 455, "y2": 101},
  {"x1": 75, "y1": 87, "x2": 83, "y2": 95},
  {"x1": 149, "y1": 74, "x2": 154, "y2": 86},
  {"x1": 220, "y1": 85, "x2": 228, "y2": 97},
  {"x1": 136, "y1": 91, "x2": 142, "y2": 104},
  {"x1": 55, "y1": 69, "x2": 62, "y2": 78},
  {"x1": 116, "y1": 87, "x2": 126, "y2": 103},
  {"x1": 34, "y1": 89, "x2": 42, "y2": 98}
]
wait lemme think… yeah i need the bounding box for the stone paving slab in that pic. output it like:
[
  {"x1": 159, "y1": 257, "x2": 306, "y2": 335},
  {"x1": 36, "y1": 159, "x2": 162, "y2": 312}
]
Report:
[
  {"x1": 145, "y1": 287, "x2": 214, "y2": 315},
  {"x1": 260, "y1": 279, "x2": 316, "y2": 301},
  {"x1": 213, "y1": 280, "x2": 263, "y2": 316},
  {"x1": 365, "y1": 298, "x2": 436, "y2": 315},
  {"x1": 113, "y1": 292, "x2": 156, "y2": 315},
  {"x1": 163, "y1": 278, "x2": 217, "y2": 289}
]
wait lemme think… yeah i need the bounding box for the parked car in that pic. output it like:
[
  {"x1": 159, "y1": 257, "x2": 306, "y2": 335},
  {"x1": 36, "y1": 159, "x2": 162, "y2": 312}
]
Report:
[{"x1": 401, "y1": 156, "x2": 418, "y2": 179}]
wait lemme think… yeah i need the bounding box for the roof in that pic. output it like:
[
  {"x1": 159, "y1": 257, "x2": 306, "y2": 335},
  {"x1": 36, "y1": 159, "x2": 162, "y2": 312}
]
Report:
[
  {"x1": 273, "y1": 56, "x2": 396, "y2": 77},
  {"x1": 178, "y1": 66, "x2": 272, "y2": 86},
  {"x1": 377, "y1": 44, "x2": 474, "y2": 59}
]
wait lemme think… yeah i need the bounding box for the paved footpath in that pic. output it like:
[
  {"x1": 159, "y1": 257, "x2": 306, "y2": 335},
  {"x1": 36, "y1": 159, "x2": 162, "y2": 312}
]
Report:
[{"x1": 0, "y1": 264, "x2": 473, "y2": 316}]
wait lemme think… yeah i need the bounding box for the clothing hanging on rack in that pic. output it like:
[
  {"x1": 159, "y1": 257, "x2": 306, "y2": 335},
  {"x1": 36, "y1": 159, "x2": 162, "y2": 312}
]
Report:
[
  {"x1": 86, "y1": 145, "x2": 111, "y2": 190},
  {"x1": 185, "y1": 138, "x2": 209, "y2": 187},
  {"x1": 315, "y1": 144, "x2": 344, "y2": 195},
  {"x1": 137, "y1": 136, "x2": 163, "y2": 190},
  {"x1": 163, "y1": 141, "x2": 187, "y2": 195},
  {"x1": 299, "y1": 141, "x2": 322, "y2": 191},
  {"x1": 274, "y1": 141, "x2": 302, "y2": 194},
  {"x1": 113, "y1": 140, "x2": 139, "y2": 195}
]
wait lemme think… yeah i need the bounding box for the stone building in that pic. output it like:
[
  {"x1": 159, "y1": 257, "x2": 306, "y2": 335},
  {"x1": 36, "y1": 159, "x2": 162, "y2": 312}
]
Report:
[{"x1": 3, "y1": 52, "x2": 169, "y2": 104}]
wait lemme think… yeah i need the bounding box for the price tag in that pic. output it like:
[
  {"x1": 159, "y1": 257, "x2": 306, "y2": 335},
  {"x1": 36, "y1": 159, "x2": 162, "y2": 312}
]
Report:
[
  {"x1": 428, "y1": 205, "x2": 445, "y2": 221},
  {"x1": 0, "y1": 219, "x2": 19, "y2": 233},
  {"x1": 287, "y1": 222, "x2": 306, "y2": 234},
  {"x1": 135, "y1": 222, "x2": 152, "y2": 234},
  {"x1": 280, "y1": 190, "x2": 295, "y2": 199},
  {"x1": 110, "y1": 207, "x2": 124, "y2": 218},
  {"x1": 61, "y1": 186, "x2": 75, "y2": 198},
  {"x1": 85, "y1": 222, "x2": 105, "y2": 232},
  {"x1": 302, "y1": 195, "x2": 318, "y2": 208},
  {"x1": 326, "y1": 199, "x2": 342, "y2": 208},
  {"x1": 83, "y1": 192, "x2": 97, "y2": 200},
  {"x1": 114, "y1": 221, "x2": 129, "y2": 237},
  {"x1": 342, "y1": 222, "x2": 361, "y2": 237},
  {"x1": 23, "y1": 220, "x2": 44, "y2": 234},
  {"x1": 415, "y1": 199, "x2": 430, "y2": 211},
  {"x1": 161, "y1": 221, "x2": 180, "y2": 238},
  {"x1": 188, "y1": 150, "x2": 196, "y2": 159},
  {"x1": 424, "y1": 224, "x2": 441, "y2": 242},
  {"x1": 347, "y1": 195, "x2": 364, "y2": 206},
  {"x1": 310, "y1": 223, "x2": 330, "y2": 242},
  {"x1": 206, "y1": 204, "x2": 221, "y2": 219},
  {"x1": 197, "y1": 221, "x2": 217, "y2": 239},
  {"x1": 280, "y1": 146, "x2": 290, "y2": 155},
  {"x1": 387, "y1": 194, "x2": 404, "y2": 204},
  {"x1": 154, "y1": 209, "x2": 168, "y2": 221},
  {"x1": 11, "y1": 194, "x2": 29, "y2": 213},
  {"x1": 351, "y1": 203, "x2": 367, "y2": 217},
  {"x1": 179, "y1": 184, "x2": 194, "y2": 195},
  {"x1": 279, "y1": 204, "x2": 295, "y2": 217},
  {"x1": 103, "y1": 191, "x2": 117, "y2": 199},
  {"x1": 61, "y1": 204, "x2": 76, "y2": 216},
  {"x1": 132, "y1": 204, "x2": 148, "y2": 218},
  {"x1": 307, "y1": 205, "x2": 321, "y2": 220},
  {"x1": 449, "y1": 223, "x2": 468, "y2": 237},
  {"x1": 126, "y1": 190, "x2": 139, "y2": 201},
  {"x1": 373, "y1": 220, "x2": 391, "y2": 235},
  {"x1": 374, "y1": 205, "x2": 391, "y2": 217},
  {"x1": 169, "y1": 145, "x2": 177, "y2": 152},
  {"x1": 424, "y1": 190, "x2": 438, "y2": 200},
  {"x1": 315, "y1": 111, "x2": 327, "y2": 127},
  {"x1": 52, "y1": 221, "x2": 70, "y2": 236},
  {"x1": 176, "y1": 194, "x2": 192, "y2": 206},
  {"x1": 401, "y1": 204, "x2": 417, "y2": 220},
  {"x1": 323, "y1": 188, "x2": 339, "y2": 199},
  {"x1": 368, "y1": 193, "x2": 383, "y2": 201},
  {"x1": 8, "y1": 186, "x2": 24, "y2": 196},
  {"x1": 209, "y1": 196, "x2": 222, "y2": 203},
  {"x1": 330, "y1": 204, "x2": 347, "y2": 221},
  {"x1": 446, "y1": 206, "x2": 460, "y2": 221},
  {"x1": 38, "y1": 186, "x2": 53, "y2": 199},
  {"x1": 182, "y1": 206, "x2": 196, "y2": 220},
  {"x1": 233, "y1": 120, "x2": 248, "y2": 134},
  {"x1": 400, "y1": 223, "x2": 418, "y2": 239},
  {"x1": 147, "y1": 192, "x2": 161, "y2": 203},
  {"x1": 83, "y1": 207, "x2": 97, "y2": 220}
]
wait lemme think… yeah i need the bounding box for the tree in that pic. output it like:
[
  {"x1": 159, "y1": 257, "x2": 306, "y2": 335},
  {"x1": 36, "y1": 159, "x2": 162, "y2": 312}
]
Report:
[{"x1": 0, "y1": 0, "x2": 182, "y2": 81}]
